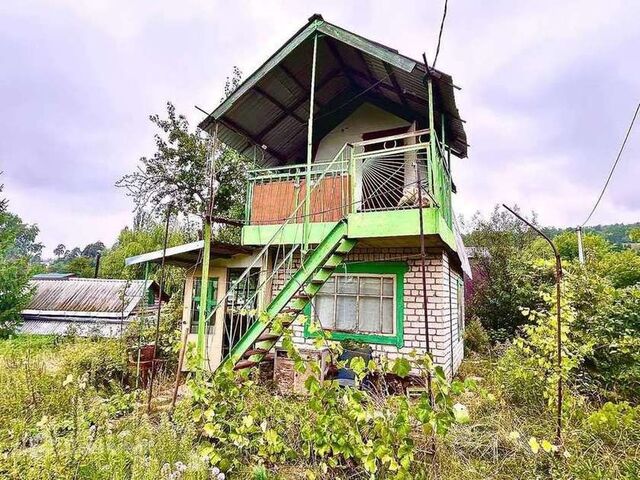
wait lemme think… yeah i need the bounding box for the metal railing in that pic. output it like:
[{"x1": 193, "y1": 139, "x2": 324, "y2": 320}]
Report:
[{"x1": 244, "y1": 129, "x2": 453, "y2": 226}]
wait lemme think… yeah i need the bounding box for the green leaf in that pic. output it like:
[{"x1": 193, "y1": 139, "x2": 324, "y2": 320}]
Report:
[
  {"x1": 540, "y1": 439, "x2": 554, "y2": 453},
  {"x1": 392, "y1": 358, "x2": 411, "y2": 378}
]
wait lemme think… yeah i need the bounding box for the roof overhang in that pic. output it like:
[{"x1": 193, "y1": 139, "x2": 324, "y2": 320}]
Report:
[
  {"x1": 199, "y1": 14, "x2": 467, "y2": 166},
  {"x1": 125, "y1": 240, "x2": 255, "y2": 268}
]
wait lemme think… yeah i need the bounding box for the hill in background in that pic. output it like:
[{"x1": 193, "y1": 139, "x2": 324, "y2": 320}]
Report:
[{"x1": 543, "y1": 222, "x2": 640, "y2": 246}]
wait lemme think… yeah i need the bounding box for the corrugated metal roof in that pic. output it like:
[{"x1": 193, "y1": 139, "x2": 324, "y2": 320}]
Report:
[
  {"x1": 200, "y1": 14, "x2": 468, "y2": 165},
  {"x1": 20, "y1": 317, "x2": 130, "y2": 338},
  {"x1": 32, "y1": 273, "x2": 76, "y2": 280},
  {"x1": 22, "y1": 278, "x2": 151, "y2": 319}
]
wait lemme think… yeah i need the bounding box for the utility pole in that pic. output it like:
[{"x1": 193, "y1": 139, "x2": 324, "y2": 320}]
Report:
[{"x1": 577, "y1": 226, "x2": 585, "y2": 264}]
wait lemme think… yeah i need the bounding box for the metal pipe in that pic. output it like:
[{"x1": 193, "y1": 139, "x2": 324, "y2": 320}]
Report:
[
  {"x1": 415, "y1": 162, "x2": 434, "y2": 407},
  {"x1": 303, "y1": 33, "x2": 319, "y2": 254},
  {"x1": 502, "y1": 204, "x2": 563, "y2": 445}
]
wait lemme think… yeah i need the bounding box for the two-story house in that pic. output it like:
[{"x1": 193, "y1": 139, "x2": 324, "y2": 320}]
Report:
[{"x1": 126, "y1": 14, "x2": 470, "y2": 379}]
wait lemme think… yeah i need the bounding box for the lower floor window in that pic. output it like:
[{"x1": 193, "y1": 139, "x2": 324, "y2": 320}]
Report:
[{"x1": 314, "y1": 274, "x2": 395, "y2": 335}]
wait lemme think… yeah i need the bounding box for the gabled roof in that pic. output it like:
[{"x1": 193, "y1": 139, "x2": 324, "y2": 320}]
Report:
[
  {"x1": 200, "y1": 14, "x2": 467, "y2": 165},
  {"x1": 22, "y1": 278, "x2": 157, "y2": 319}
]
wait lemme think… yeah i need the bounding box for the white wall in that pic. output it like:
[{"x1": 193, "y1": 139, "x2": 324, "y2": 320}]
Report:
[{"x1": 314, "y1": 102, "x2": 410, "y2": 163}]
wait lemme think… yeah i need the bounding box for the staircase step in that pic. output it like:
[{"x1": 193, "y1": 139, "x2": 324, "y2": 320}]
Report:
[
  {"x1": 257, "y1": 333, "x2": 280, "y2": 342},
  {"x1": 281, "y1": 307, "x2": 302, "y2": 314},
  {"x1": 234, "y1": 360, "x2": 258, "y2": 370},
  {"x1": 309, "y1": 278, "x2": 325, "y2": 285},
  {"x1": 294, "y1": 292, "x2": 312, "y2": 300},
  {"x1": 243, "y1": 348, "x2": 269, "y2": 358}
]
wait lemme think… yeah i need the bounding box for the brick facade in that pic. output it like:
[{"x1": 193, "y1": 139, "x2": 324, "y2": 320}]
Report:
[{"x1": 270, "y1": 246, "x2": 465, "y2": 377}]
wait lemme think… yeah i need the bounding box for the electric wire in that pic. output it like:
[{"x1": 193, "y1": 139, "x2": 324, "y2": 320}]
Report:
[
  {"x1": 432, "y1": 0, "x2": 448, "y2": 68},
  {"x1": 580, "y1": 102, "x2": 640, "y2": 227}
]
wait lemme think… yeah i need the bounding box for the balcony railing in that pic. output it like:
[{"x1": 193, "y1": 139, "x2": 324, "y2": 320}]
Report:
[{"x1": 245, "y1": 129, "x2": 452, "y2": 228}]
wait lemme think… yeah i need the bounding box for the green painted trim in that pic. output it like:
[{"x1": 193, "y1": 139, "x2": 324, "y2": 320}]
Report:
[
  {"x1": 317, "y1": 23, "x2": 415, "y2": 72},
  {"x1": 242, "y1": 221, "x2": 340, "y2": 246},
  {"x1": 303, "y1": 261, "x2": 408, "y2": 348},
  {"x1": 242, "y1": 210, "x2": 458, "y2": 252}
]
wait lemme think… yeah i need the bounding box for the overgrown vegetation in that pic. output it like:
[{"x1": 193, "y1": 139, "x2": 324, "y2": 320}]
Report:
[{"x1": 0, "y1": 180, "x2": 41, "y2": 337}]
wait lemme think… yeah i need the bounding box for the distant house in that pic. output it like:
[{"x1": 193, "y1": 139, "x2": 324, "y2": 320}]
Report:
[{"x1": 20, "y1": 277, "x2": 167, "y2": 337}]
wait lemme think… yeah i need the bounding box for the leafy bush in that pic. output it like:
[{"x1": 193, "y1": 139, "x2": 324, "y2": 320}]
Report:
[
  {"x1": 58, "y1": 339, "x2": 129, "y2": 390},
  {"x1": 586, "y1": 402, "x2": 640, "y2": 445},
  {"x1": 188, "y1": 332, "x2": 473, "y2": 479},
  {"x1": 464, "y1": 318, "x2": 490, "y2": 354}
]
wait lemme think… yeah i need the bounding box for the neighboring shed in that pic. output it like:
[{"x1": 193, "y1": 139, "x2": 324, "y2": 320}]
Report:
[{"x1": 20, "y1": 278, "x2": 167, "y2": 337}]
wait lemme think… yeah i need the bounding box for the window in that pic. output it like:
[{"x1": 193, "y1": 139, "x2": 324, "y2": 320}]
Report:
[
  {"x1": 304, "y1": 261, "x2": 407, "y2": 347},
  {"x1": 314, "y1": 275, "x2": 395, "y2": 334},
  {"x1": 190, "y1": 278, "x2": 218, "y2": 334}
]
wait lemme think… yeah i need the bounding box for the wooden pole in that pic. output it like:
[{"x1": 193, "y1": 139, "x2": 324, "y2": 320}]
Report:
[
  {"x1": 146, "y1": 203, "x2": 172, "y2": 414},
  {"x1": 135, "y1": 261, "x2": 150, "y2": 389}
]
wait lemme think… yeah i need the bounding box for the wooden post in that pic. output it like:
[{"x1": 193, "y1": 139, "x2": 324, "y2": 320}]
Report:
[
  {"x1": 146, "y1": 203, "x2": 172, "y2": 414},
  {"x1": 303, "y1": 33, "x2": 319, "y2": 253}
]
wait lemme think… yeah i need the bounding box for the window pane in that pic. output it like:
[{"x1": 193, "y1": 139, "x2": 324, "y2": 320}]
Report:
[
  {"x1": 337, "y1": 276, "x2": 357, "y2": 295},
  {"x1": 382, "y1": 278, "x2": 394, "y2": 296},
  {"x1": 360, "y1": 277, "x2": 381, "y2": 295},
  {"x1": 315, "y1": 294, "x2": 335, "y2": 329},
  {"x1": 335, "y1": 296, "x2": 357, "y2": 331},
  {"x1": 319, "y1": 277, "x2": 335, "y2": 294},
  {"x1": 382, "y1": 298, "x2": 394, "y2": 333},
  {"x1": 359, "y1": 297, "x2": 381, "y2": 332}
]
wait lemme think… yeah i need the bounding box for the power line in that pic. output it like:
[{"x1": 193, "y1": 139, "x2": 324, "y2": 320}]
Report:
[
  {"x1": 432, "y1": 0, "x2": 448, "y2": 68},
  {"x1": 581, "y1": 102, "x2": 640, "y2": 227}
]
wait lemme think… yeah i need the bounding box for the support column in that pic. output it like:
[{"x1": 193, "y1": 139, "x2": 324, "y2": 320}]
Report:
[{"x1": 303, "y1": 33, "x2": 319, "y2": 254}]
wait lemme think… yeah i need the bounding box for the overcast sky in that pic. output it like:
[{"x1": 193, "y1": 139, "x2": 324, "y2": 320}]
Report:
[{"x1": 1, "y1": 0, "x2": 639, "y2": 256}]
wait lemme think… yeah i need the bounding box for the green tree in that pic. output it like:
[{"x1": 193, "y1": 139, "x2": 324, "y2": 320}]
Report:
[
  {"x1": 62, "y1": 256, "x2": 95, "y2": 278},
  {"x1": 2, "y1": 213, "x2": 43, "y2": 263},
  {"x1": 99, "y1": 222, "x2": 192, "y2": 294},
  {"x1": 553, "y1": 230, "x2": 611, "y2": 262},
  {"x1": 629, "y1": 227, "x2": 640, "y2": 243},
  {"x1": 81, "y1": 241, "x2": 105, "y2": 259},
  {"x1": 53, "y1": 243, "x2": 67, "y2": 258},
  {"x1": 0, "y1": 182, "x2": 38, "y2": 337},
  {"x1": 463, "y1": 205, "x2": 551, "y2": 341}
]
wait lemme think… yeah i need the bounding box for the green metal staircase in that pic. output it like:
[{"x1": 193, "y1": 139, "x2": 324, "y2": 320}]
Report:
[{"x1": 222, "y1": 219, "x2": 357, "y2": 371}]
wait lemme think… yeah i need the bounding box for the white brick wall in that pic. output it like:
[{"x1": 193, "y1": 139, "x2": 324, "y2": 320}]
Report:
[{"x1": 269, "y1": 246, "x2": 465, "y2": 377}]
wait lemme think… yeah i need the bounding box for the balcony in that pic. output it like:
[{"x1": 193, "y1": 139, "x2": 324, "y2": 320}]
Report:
[{"x1": 241, "y1": 130, "x2": 455, "y2": 248}]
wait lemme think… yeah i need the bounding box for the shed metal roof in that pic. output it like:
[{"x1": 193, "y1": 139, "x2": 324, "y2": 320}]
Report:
[
  {"x1": 22, "y1": 278, "x2": 154, "y2": 319},
  {"x1": 19, "y1": 317, "x2": 130, "y2": 338},
  {"x1": 199, "y1": 14, "x2": 467, "y2": 166}
]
